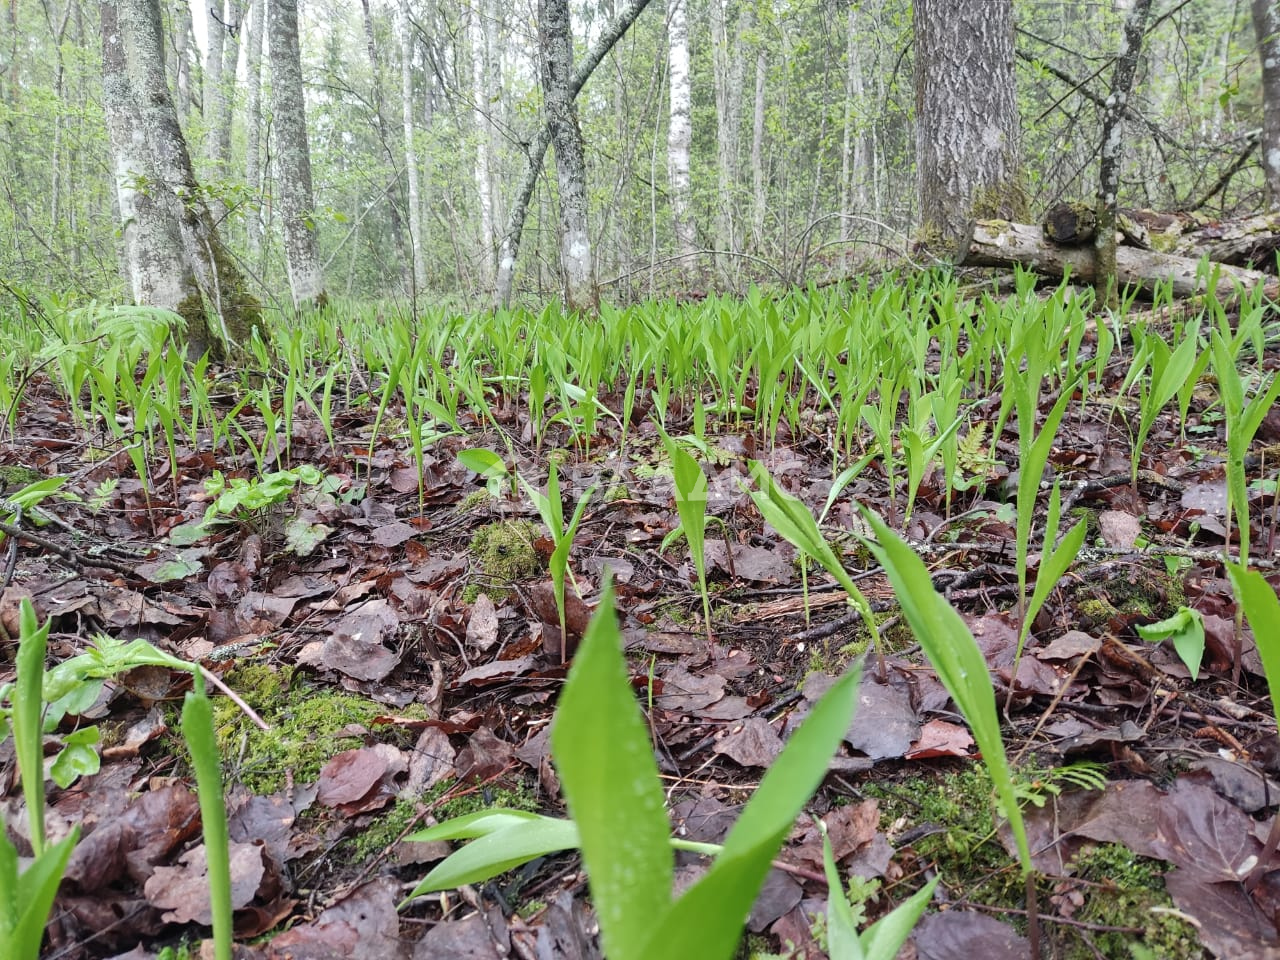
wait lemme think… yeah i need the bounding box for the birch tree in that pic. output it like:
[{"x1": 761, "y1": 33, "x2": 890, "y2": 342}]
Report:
[
  {"x1": 100, "y1": 0, "x2": 199, "y2": 318},
  {"x1": 666, "y1": 0, "x2": 694, "y2": 261},
  {"x1": 269, "y1": 0, "x2": 326, "y2": 307},
  {"x1": 243, "y1": 0, "x2": 266, "y2": 261},
  {"x1": 1253, "y1": 0, "x2": 1280, "y2": 205},
  {"x1": 1095, "y1": 0, "x2": 1153, "y2": 307},
  {"x1": 471, "y1": 0, "x2": 500, "y2": 289},
  {"x1": 400, "y1": 0, "x2": 427, "y2": 293},
  {"x1": 709, "y1": 0, "x2": 751, "y2": 267},
  {"x1": 913, "y1": 0, "x2": 1023, "y2": 248},
  {"x1": 116, "y1": 0, "x2": 262, "y2": 359},
  {"x1": 494, "y1": 0, "x2": 653, "y2": 307},
  {"x1": 538, "y1": 0, "x2": 596, "y2": 311}
]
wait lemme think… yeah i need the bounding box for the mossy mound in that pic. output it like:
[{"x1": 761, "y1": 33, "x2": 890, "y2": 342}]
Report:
[{"x1": 464, "y1": 520, "x2": 540, "y2": 603}]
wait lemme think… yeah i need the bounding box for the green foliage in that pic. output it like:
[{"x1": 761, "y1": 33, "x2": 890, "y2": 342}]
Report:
[
  {"x1": 402, "y1": 581, "x2": 875, "y2": 960},
  {"x1": 1136, "y1": 606, "x2": 1206, "y2": 679}
]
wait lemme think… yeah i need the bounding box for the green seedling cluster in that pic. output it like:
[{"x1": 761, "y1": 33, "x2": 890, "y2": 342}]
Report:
[{"x1": 0, "y1": 602, "x2": 234, "y2": 960}]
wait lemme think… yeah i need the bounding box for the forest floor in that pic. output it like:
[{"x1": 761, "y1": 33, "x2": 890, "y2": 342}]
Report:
[{"x1": 2, "y1": 285, "x2": 1280, "y2": 960}]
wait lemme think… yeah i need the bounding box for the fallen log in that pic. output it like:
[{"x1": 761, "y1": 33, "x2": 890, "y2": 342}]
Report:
[
  {"x1": 958, "y1": 219, "x2": 1278, "y2": 299},
  {"x1": 1041, "y1": 204, "x2": 1280, "y2": 268}
]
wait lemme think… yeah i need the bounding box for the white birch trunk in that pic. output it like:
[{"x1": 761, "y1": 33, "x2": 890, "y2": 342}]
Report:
[
  {"x1": 173, "y1": 0, "x2": 198, "y2": 121},
  {"x1": 471, "y1": 0, "x2": 498, "y2": 288},
  {"x1": 666, "y1": 0, "x2": 694, "y2": 260},
  {"x1": 399, "y1": 1, "x2": 427, "y2": 292},
  {"x1": 709, "y1": 0, "x2": 750, "y2": 267},
  {"x1": 538, "y1": 0, "x2": 596, "y2": 311},
  {"x1": 750, "y1": 47, "x2": 766, "y2": 249},
  {"x1": 243, "y1": 0, "x2": 266, "y2": 261},
  {"x1": 117, "y1": 0, "x2": 262, "y2": 358},
  {"x1": 493, "y1": 0, "x2": 653, "y2": 307},
  {"x1": 101, "y1": 0, "x2": 199, "y2": 312},
  {"x1": 268, "y1": 0, "x2": 325, "y2": 307}
]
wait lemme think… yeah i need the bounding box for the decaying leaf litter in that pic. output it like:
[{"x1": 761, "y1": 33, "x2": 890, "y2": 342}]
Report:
[{"x1": 1, "y1": 282, "x2": 1280, "y2": 959}]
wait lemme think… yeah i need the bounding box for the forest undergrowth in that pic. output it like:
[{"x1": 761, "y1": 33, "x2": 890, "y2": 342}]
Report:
[{"x1": 1, "y1": 271, "x2": 1279, "y2": 959}]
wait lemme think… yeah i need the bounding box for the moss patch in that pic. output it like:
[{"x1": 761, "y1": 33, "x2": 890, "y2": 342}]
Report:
[{"x1": 210, "y1": 663, "x2": 428, "y2": 794}]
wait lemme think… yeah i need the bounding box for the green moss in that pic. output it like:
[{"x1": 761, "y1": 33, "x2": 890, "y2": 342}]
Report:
[
  {"x1": 466, "y1": 520, "x2": 540, "y2": 601},
  {"x1": 0, "y1": 465, "x2": 42, "y2": 493},
  {"x1": 457, "y1": 489, "x2": 492, "y2": 513},
  {"x1": 210, "y1": 664, "x2": 429, "y2": 794},
  {"x1": 435, "y1": 777, "x2": 539, "y2": 820},
  {"x1": 346, "y1": 796, "x2": 422, "y2": 862},
  {"x1": 1061, "y1": 844, "x2": 1199, "y2": 960}
]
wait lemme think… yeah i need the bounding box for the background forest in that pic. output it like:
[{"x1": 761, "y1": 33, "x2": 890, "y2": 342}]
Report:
[{"x1": 0, "y1": 0, "x2": 1274, "y2": 317}]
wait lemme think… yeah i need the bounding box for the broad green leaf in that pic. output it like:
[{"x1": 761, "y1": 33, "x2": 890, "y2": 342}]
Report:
[
  {"x1": 639, "y1": 665, "x2": 862, "y2": 960},
  {"x1": 146, "y1": 555, "x2": 206, "y2": 582},
  {"x1": 553, "y1": 580, "x2": 672, "y2": 960},
  {"x1": 457, "y1": 448, "x2": 506, "y2": 478},
  {"x1": 859, "y1": 511, "x2": 1032, "y2": 876},
  {"x1": 284, "y1": 517, "x2": 332, "y2": 556},
  {"x1": 14, "y1": 601, "x2": 49, "y2": 855},
  {"x1": 1228, "y1": 564, "x2": 1280, "y2": 729},
  {"x1": 49, "y1": 727, "x2": 100, "y2": 788},
  {"x1": 402, "y1": 813, "x2": 580, "y2": 903},
  {"x1": 405, "y1": 808, "x2": 553, "y2": 843},
  {"x1": 1136, "y1": 606, "x2": 1205, "y2": 679}
]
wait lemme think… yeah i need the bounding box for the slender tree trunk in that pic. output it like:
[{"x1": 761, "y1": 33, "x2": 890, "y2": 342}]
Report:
[
  {"x1": 840, "y1": 1, "x2": 867, "y2": 272},
  {"x1": 538, "y1": 0, "x2": 596, "y2": 311},
  {"x1": 710, "y1": 0, "x2": 750, "y2": 272},
  {"x1": 360, "y1": 0, "x2": 409, "y2": 283},
  {"x1": 471, "y1": 0, "x2": 498, "y2": 288},
  {"x1": 1253, "y1": 0, "x2": 1280, "y2": 206},
  {"x1": 269, "y1": 0, "x2": 325, "y2": 307},
  {"x1": 1095, "y1": 0, "x2": 1153, "y2": 308},
  {"x1": 243, "y1": 0, "x2": 265, "y2": 261},
  {"x1": 912, "y1": 0, "x2": 1023, "y2": 248},
  {"x1": 117, "y1": 0, "x2": 262, "y2": 359},
  {"x1": 399, "y1": 0, "x2": 426, "y2": 293},
  {"x1": 494, "y1": 0, "x2": 652, "y2": 307},
  {"x1": 203, "y1": 0, "x2": 241, "y2": 224},
  {"x1": 171, "y1": 0, "x2": 198, "y2": 122},
  {"x1": 666, "y1": 0, "x2": 694, "y2": 261},
  {"x1": 101, "y1": 0, "x2": 199, "y2": 313},
  {"x1": 750, "y1": 47, "x2": 766, "y2": 250}
]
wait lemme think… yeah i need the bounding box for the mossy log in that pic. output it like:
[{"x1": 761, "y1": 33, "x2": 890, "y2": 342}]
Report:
[{"x1": 958, "y1": 219, "x2": 1278, "y2": 299}]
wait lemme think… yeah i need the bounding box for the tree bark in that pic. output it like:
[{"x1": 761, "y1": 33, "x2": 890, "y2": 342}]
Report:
[
  {"x1": 117, "y1": 0, "x2": 261, "y2": 359},
  {"x1": 471, "y1": 0, "x2": 498, "y2": 289},
  {"x1": 710, "y1": 0, "x2": 750, "y2": 267},
  {"x1": 1095, "y1": 0, "x2": 1152, "y2": 308},
  {"x1": 494, "y1": 0, "x2": 652, "y2": 307},
  {"x1": 1253, "y1": 0, "x2": 1280, "y2": 206},
  {"x1": 170, "y1": 0, "x2": 198, "y2": 122},
  {"x1": 360, "y1": 0, "x2": 409, "y2": 284},
  {"x1": 840, "y1": 1, "x2": 869, "y2": 272},
  {"x1": 243, "y1": 0, "x2": 266, "y2": 261},
  {"x1": 538, "y1": 0, "x2": 597, "y2": 312},
  {"x1": 912, "y1": 0, "x2": 1022, "y2": 247},
  {"x1": 666, "y1": 0, "x2": 694, "y2": 261},
  {"x1": 268, "y1": 0, "x2": 325, "y2": 307},
  {"x1": 750, "y1": 47, "x2": 767, "y2": 250},
  {"x1": 101, "y1": 0, "x2": 199, "y2": 314},
  {"x1": 959, "y1": 220, "x2": 1275, "y2": 300},
  {"x1": 203, "y1": 0, "x2": 240, "y2": 223},
  {"x1": 399, "y1": 0, "x2": 427, "y2": 294}
]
